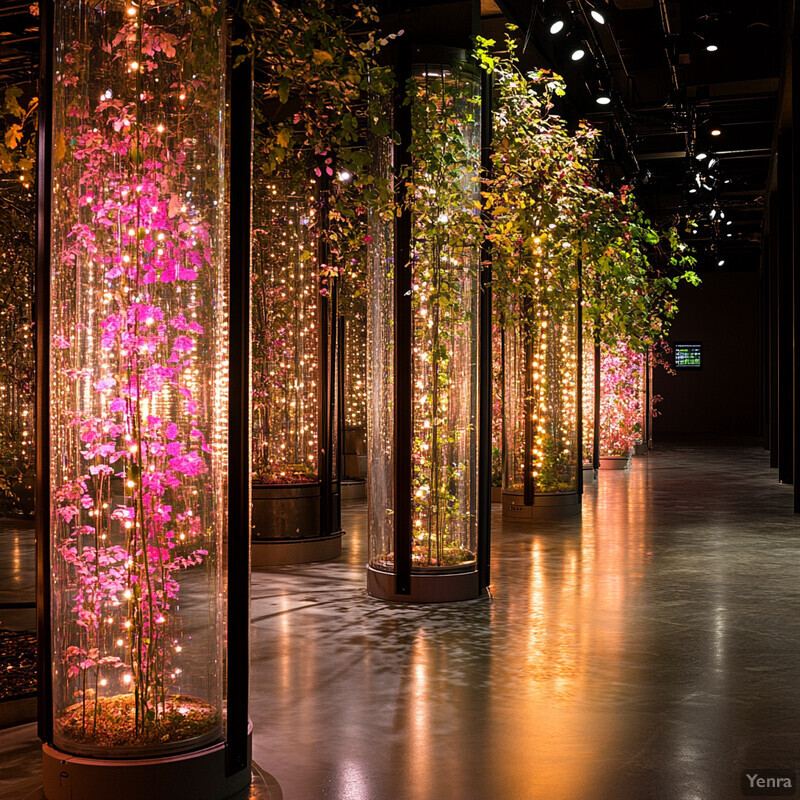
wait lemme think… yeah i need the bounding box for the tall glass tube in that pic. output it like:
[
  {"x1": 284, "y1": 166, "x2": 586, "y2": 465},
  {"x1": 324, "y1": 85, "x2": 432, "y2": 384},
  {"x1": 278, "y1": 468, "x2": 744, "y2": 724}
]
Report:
[
  {"x1": 501, "y1": 264, "x2": 581, "y2": 519},
  {"x1": 48, "y1": 0, "x2": 226, "y2": 760},
  {"x1": 250, "y1": 172, "x2": 343, "y2": 565},
  {"x1": 367, "y1": 55, "x2": 485, "y2": 602},
  {"x1": 599, "y1": 342, "x2": 645, "y2": 467}
]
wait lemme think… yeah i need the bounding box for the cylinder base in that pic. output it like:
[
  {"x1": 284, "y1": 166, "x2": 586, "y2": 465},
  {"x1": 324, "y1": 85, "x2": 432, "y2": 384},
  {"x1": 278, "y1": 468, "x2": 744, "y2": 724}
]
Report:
[
  {"x1": 366, "y1": 565, "x2": 483, "y2": 603},
  {"x1": 599, "y1": 455, "x2": 632, "y2": 470},
  {"x1": 501, "y1": 490, "x2": 581, "y2": 520},
  {"x1": 340, "y1": 479, "x2": 366, "y2": 501},
  {"x1": 252, "y1": 531, "x2": 344, "y2": 567},
  {"x1": 43, "y1": 734, "x2": 252, "y2": 800}
]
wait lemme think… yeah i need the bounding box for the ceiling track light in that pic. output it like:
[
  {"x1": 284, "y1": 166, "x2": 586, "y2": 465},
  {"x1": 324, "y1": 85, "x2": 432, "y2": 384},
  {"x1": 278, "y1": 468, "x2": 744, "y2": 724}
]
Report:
[
  {"x1": 548, "y1": 18, "x2": 567, "y2": 36},
  {"x1": 590, "y1": 8, "x2": 605, "y2": 24},
  {"x1": 570, "y1": 43, "x2": 587, "y2": 61}
]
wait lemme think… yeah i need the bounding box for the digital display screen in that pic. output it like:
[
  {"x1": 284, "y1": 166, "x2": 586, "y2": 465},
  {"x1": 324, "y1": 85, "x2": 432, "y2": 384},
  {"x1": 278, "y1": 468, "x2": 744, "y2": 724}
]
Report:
[{"x1": 674, "y1": 343, "x2": 702, "y2": 369}]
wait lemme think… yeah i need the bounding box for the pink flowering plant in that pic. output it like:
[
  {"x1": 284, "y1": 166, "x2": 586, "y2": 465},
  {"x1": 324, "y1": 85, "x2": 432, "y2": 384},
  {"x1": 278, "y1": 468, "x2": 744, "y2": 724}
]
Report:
[
  {"x1": 599, "y1": 343, "x2": 644, "y2": 457},
  {"x1": 49, "y1": 1, "x2": 224, "y2": 747}
]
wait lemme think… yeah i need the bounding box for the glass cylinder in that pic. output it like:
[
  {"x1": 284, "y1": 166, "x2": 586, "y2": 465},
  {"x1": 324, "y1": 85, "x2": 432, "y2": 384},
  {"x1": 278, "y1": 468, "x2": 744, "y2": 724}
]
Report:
[
  {"x1": 500, "y1": 272, "x2": 581, "y2": 520},
  {"x1": 0, "y1": 197, "x2": 35, "y2": 515},
  {"x1": 599, "y1": 342, "x2": 645, "y2": 465},
  {"x1": 340, "y1": 256, "x2": 368, "y2": 499},
  {"x1": 582, "y1": 335, "x2": 596, "y2": 475},
  {"x1": 367, "y1": 54, "x2": 485, "y2": 603},
  {"x1": 250, "y1": 173, "x2": 343, "y2": 565},
  {"x1": 47, "y1": 0, "x2": 229, "y2": 766}
]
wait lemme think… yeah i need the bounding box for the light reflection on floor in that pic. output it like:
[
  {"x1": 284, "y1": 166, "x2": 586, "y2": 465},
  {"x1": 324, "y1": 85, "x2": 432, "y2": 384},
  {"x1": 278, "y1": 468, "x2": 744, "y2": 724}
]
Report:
[{"x1": 4, "y1": 443, "x2": 800, "y2": 800}]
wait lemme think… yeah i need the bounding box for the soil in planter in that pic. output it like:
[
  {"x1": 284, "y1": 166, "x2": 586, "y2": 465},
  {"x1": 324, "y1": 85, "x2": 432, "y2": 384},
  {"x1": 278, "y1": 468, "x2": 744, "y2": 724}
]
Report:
[
  {"x1": 0, "y1": 630, "x2": 37, "y2": 700},
  {"x1": 56, "y1": 693, "x2": 220, "y2": 748},
  {"x1": 376, "y1": 547, "x2": 476, "y2": 570}
]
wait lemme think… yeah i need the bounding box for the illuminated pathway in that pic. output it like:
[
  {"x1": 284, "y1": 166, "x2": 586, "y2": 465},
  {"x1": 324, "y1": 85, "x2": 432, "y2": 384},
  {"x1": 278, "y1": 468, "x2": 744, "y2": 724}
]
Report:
[{"x1": 3, "y1": 442, "x2": 800, "y2": 799}]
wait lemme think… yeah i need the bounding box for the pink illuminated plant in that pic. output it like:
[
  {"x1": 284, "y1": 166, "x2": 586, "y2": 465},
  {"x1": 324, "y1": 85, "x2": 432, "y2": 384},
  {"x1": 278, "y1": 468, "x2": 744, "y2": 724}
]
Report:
[
  {"x1": 599, "y1": 343, "x2": 644, "y2": 457},
  {"x1": 50, "y1": 2, "x2": 223, "y2": 745}
]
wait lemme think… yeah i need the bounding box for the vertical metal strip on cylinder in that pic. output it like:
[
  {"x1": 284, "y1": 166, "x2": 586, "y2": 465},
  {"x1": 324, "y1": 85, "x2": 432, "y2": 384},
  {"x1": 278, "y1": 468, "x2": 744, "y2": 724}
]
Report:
[
  {"x1": 394, "y1": 41, "x2": 413, "y2": 596},
  {"x1": 227, "y1": 13, "x2": 252, "y2": 776},
  {"x1": 35, "y1": 0, "x2": 55, "y2": 745},
  {"x1": 478, "y1": 66, "x2": 492, "y2": 591}
]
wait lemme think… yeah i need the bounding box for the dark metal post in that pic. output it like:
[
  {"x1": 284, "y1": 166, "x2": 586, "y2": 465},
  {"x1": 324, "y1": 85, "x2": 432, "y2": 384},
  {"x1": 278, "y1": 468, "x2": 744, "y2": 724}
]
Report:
[
  {"x1": 769, "y1": 196, "x2": 779, "y2": 467},
  {"x1": 393, "y1": 40, "x2": 413, "y2": 595},
  {"x1": 35, "y1": 0, "x2": 55, "y2": 745},
  {"x1": 226, "y1": 14, "x2": 252, "y2": 775},
  {"x1": 477, "y1": 65, "x2": 493, "y2": 592},
  {"x1": 778, "y1": 132, "x2": 793, "y2": 484}
]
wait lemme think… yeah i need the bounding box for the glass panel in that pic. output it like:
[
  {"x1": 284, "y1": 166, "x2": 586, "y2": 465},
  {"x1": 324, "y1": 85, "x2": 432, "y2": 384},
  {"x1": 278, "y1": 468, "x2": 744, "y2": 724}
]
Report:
[
  {"x1": 251, "y1": 178, "x2": 319, "y2": 485},
  {"x1": 502, "y1": 284, "x2": 580, "y2": 496},
  {"x1": 0, "y1": 196, "x2": 35, "y2": 515},
  {"x1": 50, "y1": 0, "x2": 227, "y2": 757},
  {"x1": 368, "y1": 62, "x2": 481, "y2": 572},
  {"x1": 599, "y1": 343, "x2": 645, "y2": 456},
  {"x1": 582, "y1": 336, "x2": 595, "y2": 464},
  {"x1": 366, "y1": 135, "x2": 395, "y2": 566}
]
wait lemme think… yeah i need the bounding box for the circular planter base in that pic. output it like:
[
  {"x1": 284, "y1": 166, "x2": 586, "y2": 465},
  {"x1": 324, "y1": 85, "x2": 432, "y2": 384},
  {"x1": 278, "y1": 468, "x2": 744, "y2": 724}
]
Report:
[
  {"x1": 366, "y1": 565, "x2": 483, "y2": 603},
  {"x1": 252, "y1": 482, "x2": 342, "y2": 566},
  {"x1": 252, "y1": 531, "x2": 344, "y2": 567},
  {"x1": 43, "y1": 733, "x2": 253, "y2": 800},
  {"x1": 501, "y1": 490, "x2": 581, "y2": 520},
  {"x1": 599, "y1": 455, "x2": 632, "y2": 470},
  {"x1": 340, "y1": 479, "x2": 366, "y2": 501}
]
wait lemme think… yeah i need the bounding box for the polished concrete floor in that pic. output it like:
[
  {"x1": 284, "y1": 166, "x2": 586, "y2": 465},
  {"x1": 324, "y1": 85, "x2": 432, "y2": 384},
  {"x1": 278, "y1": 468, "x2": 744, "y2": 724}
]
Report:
[{"x1": 3, "y1": 442, "x2": 800, "y2": 800}]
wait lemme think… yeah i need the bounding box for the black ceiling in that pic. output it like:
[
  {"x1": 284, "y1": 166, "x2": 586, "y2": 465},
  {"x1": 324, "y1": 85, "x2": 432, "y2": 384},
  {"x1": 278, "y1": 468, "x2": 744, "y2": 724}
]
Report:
[
  {"x1": 0, "y1": 2, "x2": 38, "y2": 88},
  {"x1": 0, "y1": 1, "x2": 786, "y2": 271},
  {"x1": 487, "y1": 0, "x2": 787, "y2": 271}
]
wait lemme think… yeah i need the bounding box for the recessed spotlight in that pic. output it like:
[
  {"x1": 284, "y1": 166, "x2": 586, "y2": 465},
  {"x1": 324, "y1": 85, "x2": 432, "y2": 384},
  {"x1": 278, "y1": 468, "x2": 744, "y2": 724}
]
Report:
[
  {"x1": 596, "y1": 94, "x2": 611, "y2": 105},
  {"x1": 710, "y1": 128, "x2": 721, "y2": 136},
  {"x1": 549, "y1": 19, "x2": 566, "y2": 35},
  {"x1": 718, "y1": 259, "x2": 725, "y2": 266},
  {"x1": 706, "y1": 44, "x2": 719, "y2": 52},
  {"x1": 570, "y1": 46, "x2": 586, "y2": 61}
]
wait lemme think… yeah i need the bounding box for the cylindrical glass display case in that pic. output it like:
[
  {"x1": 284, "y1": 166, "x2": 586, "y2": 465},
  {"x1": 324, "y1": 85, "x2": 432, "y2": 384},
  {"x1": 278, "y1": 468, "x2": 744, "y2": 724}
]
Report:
[
  {"x1": 39, "y1": 3, "x2": 250, "y2": 798},
  {"x1": 250, "y1": 174, "x2": 343, "y2": 565},
  {"x1": 366, "y1": 49, "x2": 488, "y2": 603},
  {"x1": 599, "y1": 342, "x2": 645, "y2": 470},
  {"x1": 0, "y1": 196, "x2": 35, "y2": 515},
  {"x1": 340, "y1": 253, "x2": 368, "y2": 500},
  {"x1": 500, "y1": 264, "x2": 582, "y2": 520},
  {"x1": 582, "y1": 335, "x2": 597, "y2": 482}
]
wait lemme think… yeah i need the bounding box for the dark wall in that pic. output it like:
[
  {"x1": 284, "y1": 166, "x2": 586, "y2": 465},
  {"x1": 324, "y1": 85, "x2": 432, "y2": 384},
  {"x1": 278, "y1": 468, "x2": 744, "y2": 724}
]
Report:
[{"x1": 653, "y1": 271, "x2": 760, "y2": 436}]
